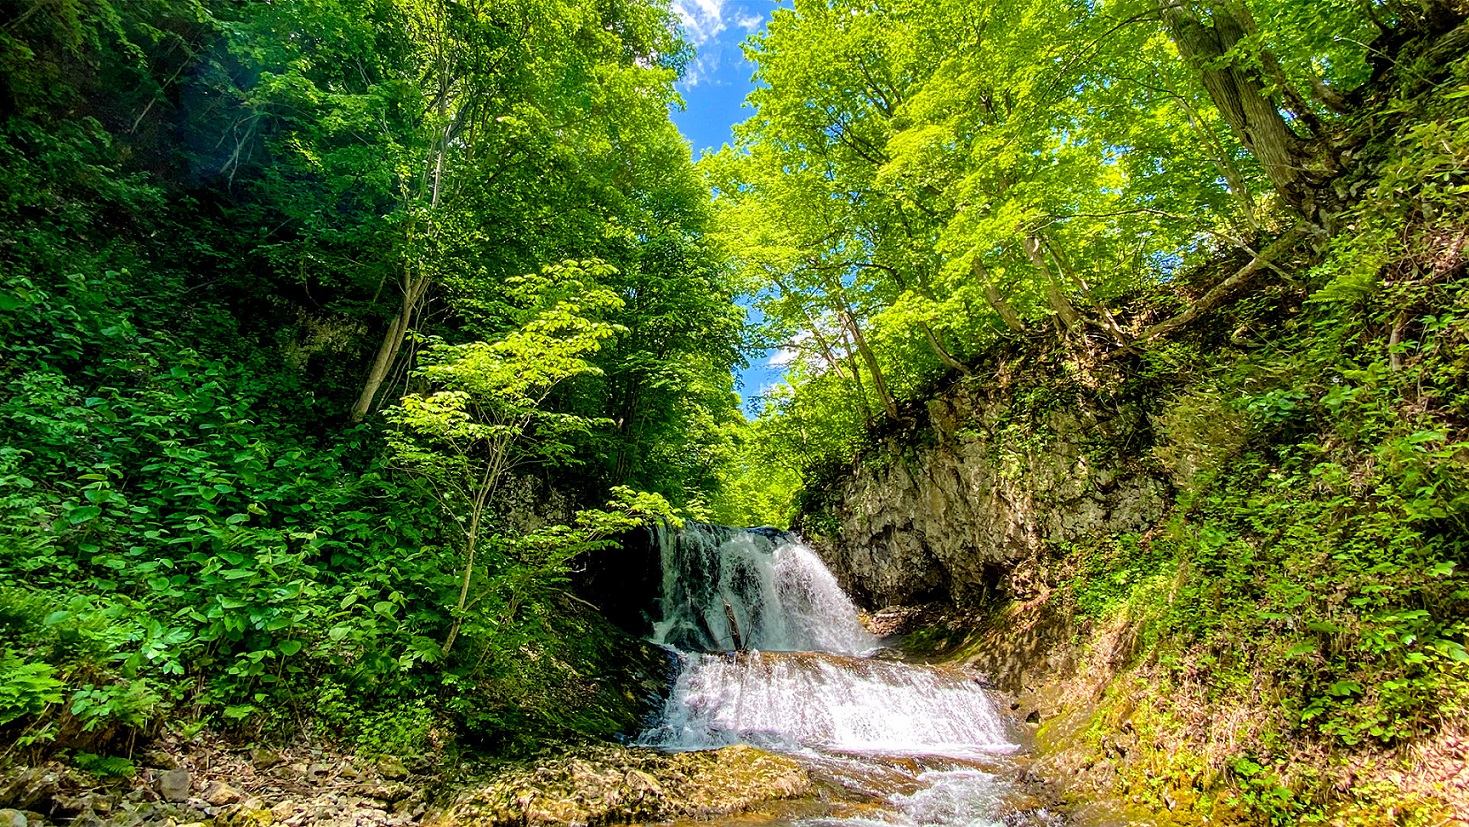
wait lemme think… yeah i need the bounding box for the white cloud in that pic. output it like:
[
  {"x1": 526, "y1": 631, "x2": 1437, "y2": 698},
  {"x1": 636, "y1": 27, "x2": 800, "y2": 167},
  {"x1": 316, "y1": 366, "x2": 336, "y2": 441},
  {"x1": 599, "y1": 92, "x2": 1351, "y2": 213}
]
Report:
[
  {"x1": 673, "y1": 0, "x2": 729, "y2": 48},
  {"x1": 765, "y1": 329, "x2": 815, "y2": 369},
  {"x1": 767, "y1": 347, "x2": 800, "y2": 367},
  {"x1": 672, "y1": 0, "x2": 767, "y2": 87}
]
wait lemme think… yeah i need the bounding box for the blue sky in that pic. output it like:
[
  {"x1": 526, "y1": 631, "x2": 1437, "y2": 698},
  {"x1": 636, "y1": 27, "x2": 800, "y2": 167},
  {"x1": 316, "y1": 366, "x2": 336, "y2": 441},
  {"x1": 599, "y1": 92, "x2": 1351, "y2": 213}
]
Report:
[{"x1": 667, "y1": 0, "x2": 786, "y2": 415}]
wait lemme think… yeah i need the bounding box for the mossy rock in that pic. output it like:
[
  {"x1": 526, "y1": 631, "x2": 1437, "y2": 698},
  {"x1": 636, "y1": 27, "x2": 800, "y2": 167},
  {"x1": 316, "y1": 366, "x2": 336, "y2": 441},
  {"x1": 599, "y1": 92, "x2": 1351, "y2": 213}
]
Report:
[
  {"x1": 436, "y1": 744, "x2": 811, "y2": 827},
  {"x1": 216, "y1": 805, "x2": 274, "y2": 827}
]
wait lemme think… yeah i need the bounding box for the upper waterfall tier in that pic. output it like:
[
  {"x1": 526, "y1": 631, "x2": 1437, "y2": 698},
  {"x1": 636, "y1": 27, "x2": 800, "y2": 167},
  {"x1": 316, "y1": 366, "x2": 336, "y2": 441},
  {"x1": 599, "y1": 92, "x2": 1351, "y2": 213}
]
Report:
[{"x1": 648, "y1": 523, "x2": 876, "y2": 655}]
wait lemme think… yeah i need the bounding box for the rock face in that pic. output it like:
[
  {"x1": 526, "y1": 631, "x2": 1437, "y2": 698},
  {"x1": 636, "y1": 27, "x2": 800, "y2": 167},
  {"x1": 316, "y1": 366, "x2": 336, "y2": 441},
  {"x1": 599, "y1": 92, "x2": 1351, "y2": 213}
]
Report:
[
  {"x1": 436, "y1": 744, "x2": 810, "y2": 827},
  {"x1": 801, "y1": 365, "x2": 1170, "y2": 608}
]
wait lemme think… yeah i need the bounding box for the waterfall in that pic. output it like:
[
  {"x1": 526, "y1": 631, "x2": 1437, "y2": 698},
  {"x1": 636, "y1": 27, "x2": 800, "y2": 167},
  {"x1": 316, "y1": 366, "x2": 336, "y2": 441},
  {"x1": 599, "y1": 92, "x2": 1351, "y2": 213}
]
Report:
[
  {"x1": 636, "y1": 524, "x2": 1033, "y2": 826},
  {"x1": 640, "y1": 651, "x2": 1011, "y2": 757},
  {"x1": 647, "y1": 523, "x2": 876, "y2": 655}
]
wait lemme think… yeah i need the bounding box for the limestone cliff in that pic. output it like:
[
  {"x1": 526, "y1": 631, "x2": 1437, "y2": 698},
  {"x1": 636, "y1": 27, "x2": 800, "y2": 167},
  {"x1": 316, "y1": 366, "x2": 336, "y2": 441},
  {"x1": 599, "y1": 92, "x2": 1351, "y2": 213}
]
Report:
[{"x1": 798, "y1": 356, "x2": 1171, "y2": 608}]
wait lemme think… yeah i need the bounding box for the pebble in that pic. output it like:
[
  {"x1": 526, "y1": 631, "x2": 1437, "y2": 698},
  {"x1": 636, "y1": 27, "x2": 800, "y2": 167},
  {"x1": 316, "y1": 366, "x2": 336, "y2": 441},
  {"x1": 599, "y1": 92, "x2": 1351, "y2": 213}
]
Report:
[{"x1": 0, "y1": 809, "x2": 27, "y2": 827}]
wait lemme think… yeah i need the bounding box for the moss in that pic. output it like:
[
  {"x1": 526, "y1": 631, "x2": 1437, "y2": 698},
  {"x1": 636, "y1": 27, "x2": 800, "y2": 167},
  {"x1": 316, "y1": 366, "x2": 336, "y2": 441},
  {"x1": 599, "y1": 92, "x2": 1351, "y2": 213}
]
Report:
[{"x1": 436, "y1": 744, "x2": 812, "y2": 827}]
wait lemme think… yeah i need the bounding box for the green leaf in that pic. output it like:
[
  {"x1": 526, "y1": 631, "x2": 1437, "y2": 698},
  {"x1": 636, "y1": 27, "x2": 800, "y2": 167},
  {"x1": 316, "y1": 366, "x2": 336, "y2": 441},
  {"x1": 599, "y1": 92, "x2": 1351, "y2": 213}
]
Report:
[{"x1": 68, "y1": 506, "x2": 103, "y2": 525}]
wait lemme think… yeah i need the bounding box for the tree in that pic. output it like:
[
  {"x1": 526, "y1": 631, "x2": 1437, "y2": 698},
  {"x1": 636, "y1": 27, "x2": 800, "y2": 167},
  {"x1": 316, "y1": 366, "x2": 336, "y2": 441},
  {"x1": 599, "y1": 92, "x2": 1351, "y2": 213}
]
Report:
[{"x1": 384, "y1": 259, "x2": 626, "y2": 655}]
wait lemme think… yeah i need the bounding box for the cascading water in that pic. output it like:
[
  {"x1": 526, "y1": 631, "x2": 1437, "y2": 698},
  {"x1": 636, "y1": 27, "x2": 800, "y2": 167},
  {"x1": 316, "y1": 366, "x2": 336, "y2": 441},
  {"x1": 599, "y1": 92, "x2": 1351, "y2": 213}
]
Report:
[
  {"x1": 648, "y1": 524, "x2": 876, "y2": 654},
  {"x1": 637, "y1": 524, "x2": 1050, "y2": 827}
]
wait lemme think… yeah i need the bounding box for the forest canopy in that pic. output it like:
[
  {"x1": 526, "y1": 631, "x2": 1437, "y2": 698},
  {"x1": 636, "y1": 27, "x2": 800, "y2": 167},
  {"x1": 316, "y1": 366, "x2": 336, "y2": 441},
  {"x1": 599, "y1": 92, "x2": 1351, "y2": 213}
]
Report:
[{"x1": 718, "y1": 0, "x2": 1467, "y2": 498}]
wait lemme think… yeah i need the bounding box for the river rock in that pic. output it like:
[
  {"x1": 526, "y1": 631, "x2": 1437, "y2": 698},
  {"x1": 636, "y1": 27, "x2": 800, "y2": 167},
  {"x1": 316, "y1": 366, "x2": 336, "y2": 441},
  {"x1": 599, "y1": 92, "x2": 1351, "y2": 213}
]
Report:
[
  {"x1": 250, "y1": 749, "x2": 283, "y2": 771},
  {"x1": 436, "y1": 743, "x2": 810, "y2": 827},
  {"x1": 376, "y1": 757, "x2": 409, "y2": 781},
  {"x1": 204, "y1": 782, "x2": 243, "y2": 806},
  {"x1": 158, "y1": 769, "x2": 192, "y2": 802}
]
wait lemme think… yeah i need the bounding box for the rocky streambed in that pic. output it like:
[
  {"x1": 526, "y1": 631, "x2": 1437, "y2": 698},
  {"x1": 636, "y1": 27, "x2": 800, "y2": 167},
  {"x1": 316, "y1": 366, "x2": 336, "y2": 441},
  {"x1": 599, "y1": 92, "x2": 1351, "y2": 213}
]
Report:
[{"x1": 0, "y1": 739, "x2": 825, "y2": 827}]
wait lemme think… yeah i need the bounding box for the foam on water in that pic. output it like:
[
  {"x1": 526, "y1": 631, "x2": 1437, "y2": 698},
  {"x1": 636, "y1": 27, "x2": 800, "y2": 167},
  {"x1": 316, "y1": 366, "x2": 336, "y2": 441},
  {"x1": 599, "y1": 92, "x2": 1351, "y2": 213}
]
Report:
[
  {"x1": 801, "y1": 770, "x2": 1014, "y2": 827},
  {"x1": 641, "y1": 651, "x2": 1010, "y2": 758}
]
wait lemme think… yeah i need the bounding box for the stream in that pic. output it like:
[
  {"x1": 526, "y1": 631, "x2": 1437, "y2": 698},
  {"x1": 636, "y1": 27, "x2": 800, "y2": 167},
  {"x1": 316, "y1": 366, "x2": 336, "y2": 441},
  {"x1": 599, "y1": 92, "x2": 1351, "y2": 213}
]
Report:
[{"x1": 634, "y1": 525, "x2": 1058, "y2": 827}]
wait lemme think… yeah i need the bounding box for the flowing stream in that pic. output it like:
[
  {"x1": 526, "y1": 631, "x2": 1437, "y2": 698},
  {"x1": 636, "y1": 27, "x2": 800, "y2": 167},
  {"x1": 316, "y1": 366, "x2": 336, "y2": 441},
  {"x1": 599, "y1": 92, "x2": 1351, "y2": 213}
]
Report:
[{"x1": 637, "y1": 525, "x2": 1055, "y2": 827}]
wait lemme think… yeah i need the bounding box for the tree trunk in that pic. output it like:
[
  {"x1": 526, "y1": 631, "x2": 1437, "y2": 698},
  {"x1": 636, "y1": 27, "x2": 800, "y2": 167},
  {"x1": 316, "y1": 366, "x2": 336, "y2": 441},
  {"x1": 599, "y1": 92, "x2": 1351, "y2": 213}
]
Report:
[
  {"x1": 1162, "y1": 74, "x2": 1260, "y2": 230},
  {"x1": 1022, "y1": 234, "x2": 1080, "y2": 333},
  {"x1": 1139, "y1": 224, "x2": 1306, "y2": 342},
  {"x1": 841, "y1": 307, "x2": 899, "y2": 420},
  {"x1": 878, "y1": 261, "x2": 971, "y2": 374},
  {"x1": 442, "y1": 431, "x2": 512, "y2": 658},
  {"x1": 1156, "y1": 2, "x2": 1324, "y2": 218},
  {"x1": 1041, "y1": 234, "x2": 1132, "y2": 344},
  {"x1": 973, "y1": 259, "x2": 1027, "y2": 332},
  {"x1": 771, "y1": 272, "x2": 873, "y2": 419},
  {"x1": 921, "y1": 322, "x2": 971, "y2": 375},
  {"x1": 352, "y1": 273, "x2": 430, "y2": 422},
  {"x1": 835, "y1": 321, "x2": 876, "y2": 422}
]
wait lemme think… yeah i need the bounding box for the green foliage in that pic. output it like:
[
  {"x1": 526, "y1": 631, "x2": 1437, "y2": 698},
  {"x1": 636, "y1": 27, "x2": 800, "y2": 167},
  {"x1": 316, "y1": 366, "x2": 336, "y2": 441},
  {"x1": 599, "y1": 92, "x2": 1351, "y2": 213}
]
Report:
[
  {"x1": 0, "y1": 0, "x2": 739, "y2": 753},
  {"x1": 315, "y1": 679, "x2": 435, "y2": 756},
  {"x1": 72, "y1": 752, "x2": 138, "y2": 778},
  {"x1": 0, "y1": 648, "x2": 64, "y2": 727}
]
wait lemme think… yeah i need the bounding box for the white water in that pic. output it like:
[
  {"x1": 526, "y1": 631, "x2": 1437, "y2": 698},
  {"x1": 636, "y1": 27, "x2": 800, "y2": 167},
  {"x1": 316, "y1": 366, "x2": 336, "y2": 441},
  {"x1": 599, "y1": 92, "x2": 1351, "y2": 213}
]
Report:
[
  {"x1": 649, "y1": 525, "x2": 876, "y2": 654},
  {"x1": 642, "y1": 651, "x2": 1010, "y2": 758},
  {"x1": 637, "y1": 524, "x2": 1040, "y2": 827}
]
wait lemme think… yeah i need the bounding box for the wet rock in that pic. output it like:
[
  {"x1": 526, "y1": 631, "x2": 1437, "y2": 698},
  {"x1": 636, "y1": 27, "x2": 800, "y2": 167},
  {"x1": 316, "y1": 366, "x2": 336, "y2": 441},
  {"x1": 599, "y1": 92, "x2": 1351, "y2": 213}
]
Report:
[
  {"x1": 802, "y1": 376, "x2": 1168, "y2": 613},
  {"x1": 217, "y1": 804, "x2": 274, "y2": 827},
  {"x1": 0, "y1": 768, "x2": 59, "y2": 811},
  {"x1": 359, "y1": 783, "x2": 412, "y2": 804},
  {"x1": 158, "y1": 770, "x2": 192, "y2": 803},
  {"x1": 623, "y1": 770, "x2": 660, "y2": 795},
  {"x1": 0, "y1": 808, "x2": 27, "y2": 827},
  {"x1": 139, "y1": 750, "x2": 179, "y2": 771},
  {"x1": 47, "y1": 794, "x2": 90, "y2": 818}
]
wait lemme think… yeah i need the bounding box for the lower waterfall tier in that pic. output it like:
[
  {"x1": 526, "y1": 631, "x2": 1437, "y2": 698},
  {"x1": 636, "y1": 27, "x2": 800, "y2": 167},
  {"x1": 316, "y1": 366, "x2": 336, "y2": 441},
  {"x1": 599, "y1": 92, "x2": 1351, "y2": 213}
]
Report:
[{"x1": 639, "y1": 650, "x2": 1013, "y2": 759}]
